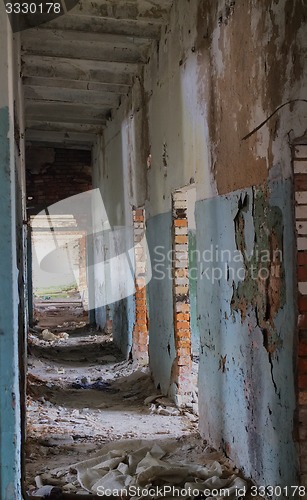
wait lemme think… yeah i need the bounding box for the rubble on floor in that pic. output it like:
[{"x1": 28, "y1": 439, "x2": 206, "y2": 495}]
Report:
[
  {"x1": 26, "y1": 324, "x2": 257, "y2": 498},
  {"x1": 66, "y1": 439, "x2": 247, "y2": 496},
  {"x1": 33, "y1": 295, "x2": 88, "y2": 331}
]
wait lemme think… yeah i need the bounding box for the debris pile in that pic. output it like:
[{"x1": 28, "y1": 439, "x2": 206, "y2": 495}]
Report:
[
  {"x1": 29, "y1": 439, "x2": 248, "y2": 498},
  {"x1": 26, "y1": 329, "x2": 256, "y2": 498}
]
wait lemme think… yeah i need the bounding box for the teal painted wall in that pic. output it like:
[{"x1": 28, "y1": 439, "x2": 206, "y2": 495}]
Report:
[
  {"x1": 0, "y1": 106, "x2": 21, "y2": 499},
  {"x1": 195, "y1": 179, "x2": 298, "y2": 488},
  {"x1": 188, "y1": 229, "x2": 200, "y2": 356},
  {"x1": 147, "y1": 212, "x2": 176, "y2": 394},
  {"x1": 144, "y1": 179, "x2": 298, "y2": 488}
]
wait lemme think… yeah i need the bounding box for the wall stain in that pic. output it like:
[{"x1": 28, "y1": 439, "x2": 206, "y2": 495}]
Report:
[{"x1": 195, "y1": 0, "x2": 305, "y2": 195}]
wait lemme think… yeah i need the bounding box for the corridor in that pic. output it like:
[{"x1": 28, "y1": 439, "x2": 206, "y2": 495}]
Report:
[
  {"x1": 26, "y1": 317, "x2": 199, "y2": 495},
  {"x1": 0, "y1": 0, "x2": 307, "y2": 499}
]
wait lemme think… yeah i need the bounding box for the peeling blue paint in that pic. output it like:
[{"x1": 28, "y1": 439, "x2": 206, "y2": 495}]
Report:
[
  {"x1": 0, "y1": 106, "x2": 21, "y2": 499},
  {"x1": 189, "y1": 230, "x2": 200, "y2": 355},
  {"x1": 195, "y1": 179, "x2": 298, "y2": 487},
  {"x1": 147, "y1": 212, "x2": 176, "y2": 394}
]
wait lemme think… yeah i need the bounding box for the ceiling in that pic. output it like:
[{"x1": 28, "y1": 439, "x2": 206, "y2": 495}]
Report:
[{"x1": 21, "y1": 0, "x2": 173, "y2": 149}]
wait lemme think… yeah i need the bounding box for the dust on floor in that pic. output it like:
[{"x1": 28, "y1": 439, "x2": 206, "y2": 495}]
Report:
[{"x1": 26, "y1": 318, "x2": 257, "y2": 498}]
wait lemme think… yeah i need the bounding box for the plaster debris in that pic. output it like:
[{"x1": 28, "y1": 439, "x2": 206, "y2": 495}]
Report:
[
  {"x1": 42, "y1": 329, "x2": 58, "y2": 341},
  {"x1": 26, "y1": 325, "x2": 257, "y2": 497},
  {"x1": 26, "y1": 329, "x2": 201, "y2": 494},
  {"x1": 30, "y1": 484, "x2": 62, "y2": 497},
  {"x1": 69, "y1": 439, "x2": 248, "y2": 496}
]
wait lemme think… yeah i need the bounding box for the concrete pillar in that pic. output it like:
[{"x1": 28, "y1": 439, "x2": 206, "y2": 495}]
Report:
[{"x1": 0, "y1": 5, "x2": 22, "y2": 498}]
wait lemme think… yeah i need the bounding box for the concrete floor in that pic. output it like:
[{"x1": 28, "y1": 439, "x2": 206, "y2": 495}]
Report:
[{"x1": 25, "y1": 306, "x2": 259, "y2": 498}]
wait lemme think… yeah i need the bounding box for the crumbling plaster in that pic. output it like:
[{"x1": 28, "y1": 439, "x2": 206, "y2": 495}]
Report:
[
  {"x1": 92, "y1": 121, "x2": 136, "y2": 355},
  {"x1": 195, "y1": 0, "x2": 307, "y2": 194},
  {"x1": 195, "y1": 179, "x2": 298, "y2": 486},
  {"x1": 140, "y1": 0, "x2": 307, "y2": 210},
  {"x1": 91, "y1": 0, "x2": 306, "y2": 487},
  {"x1": 0, "y1": 8, "x2": 24, "y2": 499}
]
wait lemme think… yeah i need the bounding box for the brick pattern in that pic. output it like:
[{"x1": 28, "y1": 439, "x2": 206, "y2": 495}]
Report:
[
  {"x1": 294, "y1": 144, "x2": 307, "y2": 487},
  {"x1": 26, "y1": 147, "x2": 92, "y2": 213},
  {"x1": 132, "y1": 208, "x2": 148, "y2": 364},
  {"x1": 172, "y1": 191, "x2": 192, "y2": 404}
]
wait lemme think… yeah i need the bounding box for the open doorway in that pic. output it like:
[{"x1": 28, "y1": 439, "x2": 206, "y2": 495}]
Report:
[{"x1": 30, "y1": 215, "x2": 89, "y2": 331}]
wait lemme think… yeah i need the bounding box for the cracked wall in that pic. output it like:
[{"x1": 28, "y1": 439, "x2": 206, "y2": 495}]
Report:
[
  {"x1": 196, "y1": 178, "x2": 297, "y2": 487},
  {"x1": 91, "y1": 0, "x2": 306, "y2": 486},
  {"x1": 195, "y1": 0, "x2": 307, "y2": 194},
  {"x1": 230, "y1": 189, "x2": 285, "y2": 356},
  {"x1": 91, "y1": 62, "x2": 153, "y2": 359}
]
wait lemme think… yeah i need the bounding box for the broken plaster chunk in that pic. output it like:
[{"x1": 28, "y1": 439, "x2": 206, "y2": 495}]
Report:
[
  {"x1": 42, "y1": 329, "x2": 57, "y2": 341},
  {"x1": 31, "y1": 485, "x2": 62, "y2": 497},
  {"x1": 117, "y1": 462, "x2": 129, "y2": 475},
  {"x1": 58, "y1": 331, "x2": 69, "y2": 340},
  {"x1": 63, "y1": 483, "x2": 77, "y2": 491},
  {"x1": 34, "y1": 475, "x2": 44, "y2": 488},
  {"x1": 158, "y1": 406, "x2": 180, "y2": 416}
]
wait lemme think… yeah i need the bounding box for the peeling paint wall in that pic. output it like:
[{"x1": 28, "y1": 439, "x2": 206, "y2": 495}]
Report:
[
  {"x1": 92, "y1": 107, "x2": 137, "y2": 356},
  {"x1": 0, "y1": 8, "x2": 23, "y2": 499},
  {"x1": 147, "y1": 212, "x2": 176, "y2": 394},
  {"x1": 92, "y1": 0, "x2": 306, "y2": 486},
  {"x1": 195, "y1": 179, "x2": 297, "y2": 486},
  {"x1": 141, "y1": 0, "x2": 304, "y2": 486},
  {"x1": 195, "y1": 0, "x2": 307, "y2": 193}
]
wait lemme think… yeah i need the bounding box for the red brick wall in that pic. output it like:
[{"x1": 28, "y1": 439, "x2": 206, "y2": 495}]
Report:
[
  {"x1": 26, "y1": 147, "x2": 92, "y2": 213},
  {"x1": 294, "y1": 143, "x2": 307, "y2": 487},
  {"x1": 171, "y1": 190, "x2": 192, "y2": 404}
]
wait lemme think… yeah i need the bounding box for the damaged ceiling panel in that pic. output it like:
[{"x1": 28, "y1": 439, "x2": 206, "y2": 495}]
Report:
[{"x1": 21, "y1": 0, "x2": 173, "y2": 148}]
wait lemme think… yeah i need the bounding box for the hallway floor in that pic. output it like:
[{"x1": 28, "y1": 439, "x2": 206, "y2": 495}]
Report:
[{"x1": 26, "y1": 313, "x2": 255, "y2": 498}]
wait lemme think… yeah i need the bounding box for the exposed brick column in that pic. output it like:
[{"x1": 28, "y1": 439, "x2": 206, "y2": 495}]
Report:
[
  {"x1": 132, "y1": 208, "x2": 148, "y2": 364},
  {"x1": 294, "y1": 143, "x2": 307, "y2": 487},
  {"x1": 171, "y1": 191, "x2": 192, "y2": 406}
]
